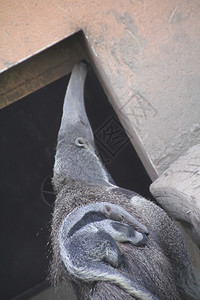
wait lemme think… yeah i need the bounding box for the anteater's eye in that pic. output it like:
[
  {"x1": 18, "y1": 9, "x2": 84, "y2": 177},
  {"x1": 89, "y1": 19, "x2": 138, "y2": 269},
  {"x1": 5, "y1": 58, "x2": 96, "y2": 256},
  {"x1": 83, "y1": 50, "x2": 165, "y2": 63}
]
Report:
[
  {"x1": 75, "y1": 137, "x2": 87, "y2": 148},
  {"x1": 121, "y1": 215, "x2": 125, "y2": 222}
]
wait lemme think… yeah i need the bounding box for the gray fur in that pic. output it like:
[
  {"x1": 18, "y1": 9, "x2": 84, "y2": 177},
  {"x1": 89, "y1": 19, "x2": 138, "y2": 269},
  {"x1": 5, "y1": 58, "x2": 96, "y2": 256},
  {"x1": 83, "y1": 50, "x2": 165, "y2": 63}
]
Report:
[
  {"x1": 59, "y1": 203, "x2": 153, "y2": 299},
  {"x1": 51, "y1": 61, "x2": 200, "y2": 299},
  {"x1": 60, "y1": 201, "x2": 149, "y2": 235}
]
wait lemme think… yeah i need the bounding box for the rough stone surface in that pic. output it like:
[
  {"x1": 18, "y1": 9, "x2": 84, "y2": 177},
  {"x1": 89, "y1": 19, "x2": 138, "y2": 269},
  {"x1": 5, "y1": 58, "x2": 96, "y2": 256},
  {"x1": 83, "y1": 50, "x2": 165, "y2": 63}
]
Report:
[{"x1": 150, "y1": 144, "x2": 200, "y2": 248}]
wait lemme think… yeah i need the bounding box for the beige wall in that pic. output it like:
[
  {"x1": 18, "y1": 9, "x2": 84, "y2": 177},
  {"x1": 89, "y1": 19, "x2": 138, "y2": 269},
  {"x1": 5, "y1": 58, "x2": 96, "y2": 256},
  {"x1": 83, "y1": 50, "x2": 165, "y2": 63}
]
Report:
[{"x1": 1, "y1": 0, "x2": 200, "y2": 179}]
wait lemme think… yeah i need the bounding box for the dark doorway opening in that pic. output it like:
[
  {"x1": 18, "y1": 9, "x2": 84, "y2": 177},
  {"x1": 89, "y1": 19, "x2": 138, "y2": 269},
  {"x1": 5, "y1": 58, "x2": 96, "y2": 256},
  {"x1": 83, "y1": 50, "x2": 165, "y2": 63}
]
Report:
[{"x1": 0, "y1": 65, "x2": 152, "y2": 300}]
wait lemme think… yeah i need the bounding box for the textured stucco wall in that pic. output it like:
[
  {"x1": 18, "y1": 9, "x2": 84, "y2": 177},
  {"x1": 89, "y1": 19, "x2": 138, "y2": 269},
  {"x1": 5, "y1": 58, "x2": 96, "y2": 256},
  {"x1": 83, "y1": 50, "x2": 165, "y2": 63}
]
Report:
[{"x1": 1, "y1": 0, "x2": 200, "y2": 179}]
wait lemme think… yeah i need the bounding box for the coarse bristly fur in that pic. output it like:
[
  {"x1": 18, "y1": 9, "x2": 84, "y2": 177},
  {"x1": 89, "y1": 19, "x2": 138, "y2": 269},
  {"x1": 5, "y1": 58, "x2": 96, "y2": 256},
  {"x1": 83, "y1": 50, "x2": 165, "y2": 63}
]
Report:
[
  {"x1": 50, "y1": 61, "x2": 200, "y2": 300},
  {"x1": 58, "y1": 202, "x2": 155, "y2": 300}
]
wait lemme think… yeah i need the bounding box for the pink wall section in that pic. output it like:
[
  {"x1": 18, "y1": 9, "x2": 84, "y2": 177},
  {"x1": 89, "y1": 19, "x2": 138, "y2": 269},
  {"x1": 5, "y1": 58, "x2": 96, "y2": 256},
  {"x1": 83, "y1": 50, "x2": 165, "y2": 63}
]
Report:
[{"x1": 1, "y1": 0, "x2": 200, "y2": 179}]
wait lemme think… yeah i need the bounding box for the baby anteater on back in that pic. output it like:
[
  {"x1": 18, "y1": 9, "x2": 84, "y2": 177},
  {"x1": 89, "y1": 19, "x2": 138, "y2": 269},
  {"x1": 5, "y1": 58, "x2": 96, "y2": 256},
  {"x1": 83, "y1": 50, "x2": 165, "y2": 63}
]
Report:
[{"x1": 59, "y1": 202, "x2": 157, "y2": 300}]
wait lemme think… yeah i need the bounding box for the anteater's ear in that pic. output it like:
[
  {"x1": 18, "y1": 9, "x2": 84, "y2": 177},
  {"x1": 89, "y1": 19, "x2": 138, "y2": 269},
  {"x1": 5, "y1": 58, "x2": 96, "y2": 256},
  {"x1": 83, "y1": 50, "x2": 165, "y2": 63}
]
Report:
[{"x1": 104, "y1": 204, "x2": 111, "y2": 216}]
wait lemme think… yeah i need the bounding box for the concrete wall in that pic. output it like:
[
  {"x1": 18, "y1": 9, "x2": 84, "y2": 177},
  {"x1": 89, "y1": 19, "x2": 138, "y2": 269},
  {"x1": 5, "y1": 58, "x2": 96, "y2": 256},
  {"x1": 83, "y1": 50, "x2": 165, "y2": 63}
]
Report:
[{"x1": 1, "y1": 0, "x2": 200, "y2": 179}]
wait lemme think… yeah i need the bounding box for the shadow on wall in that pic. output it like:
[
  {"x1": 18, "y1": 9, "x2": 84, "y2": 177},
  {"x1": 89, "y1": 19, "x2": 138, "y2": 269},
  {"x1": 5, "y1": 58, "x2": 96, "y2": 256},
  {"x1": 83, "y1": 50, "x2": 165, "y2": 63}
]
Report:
[{"x1": 0, "y1": 66, "x2": 152, "y2": 300}]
